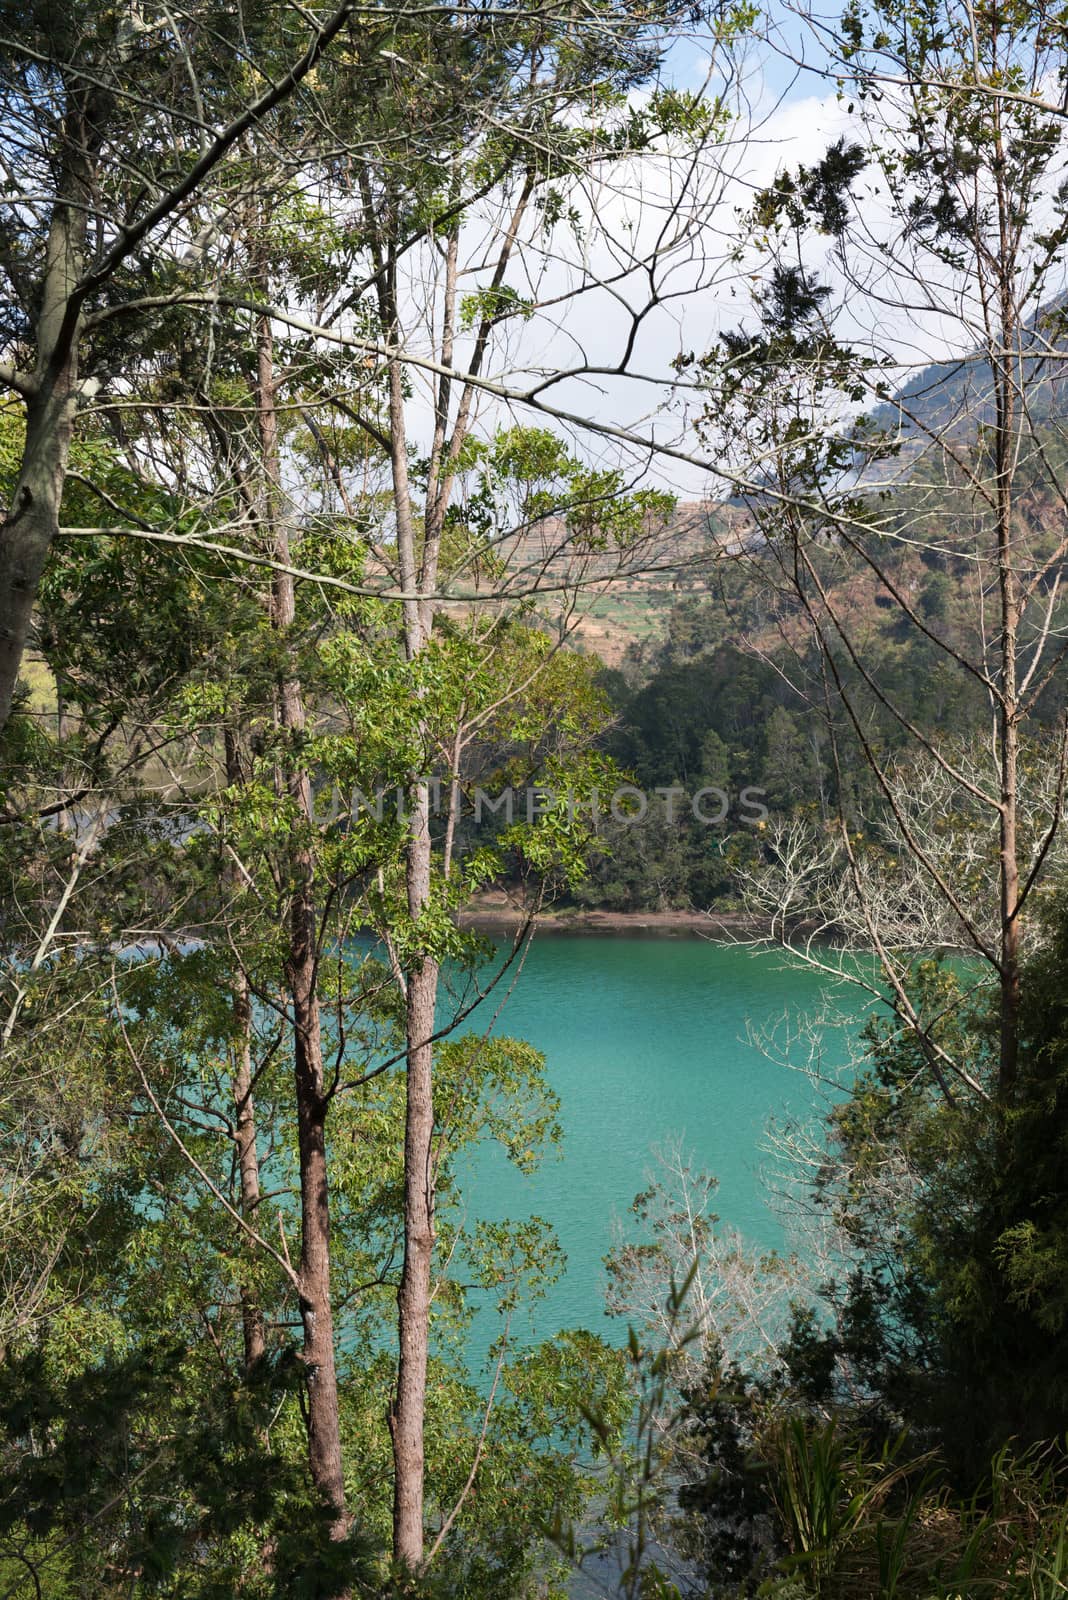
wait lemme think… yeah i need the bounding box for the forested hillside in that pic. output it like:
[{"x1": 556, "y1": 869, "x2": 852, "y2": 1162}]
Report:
[{"x1": 568, "y1": 406, "x2": 1068, "y2": 911}]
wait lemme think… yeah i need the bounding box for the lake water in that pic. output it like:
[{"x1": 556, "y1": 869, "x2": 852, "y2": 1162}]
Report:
[{"x1": 454, "y1": 934, "x2": 862, "y2": 1357}]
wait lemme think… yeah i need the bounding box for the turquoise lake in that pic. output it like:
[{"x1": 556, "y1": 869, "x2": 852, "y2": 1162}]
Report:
[{"x1": 452, "y1": 934, "x2": 863, "y2": 1357}]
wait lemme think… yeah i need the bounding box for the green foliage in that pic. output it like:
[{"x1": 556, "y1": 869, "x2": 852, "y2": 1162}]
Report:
[
  {"x1": 663, "y1": 1347, "x2": 1068, "y2": 1600},
  {"x1": 0, "y1": 398, "x2": 651, "y2": 1595},
  {"x1": 458, "y1": 284, "x2": 534, "y2": 330},
  {"x1": 575, "y1": 639, "x2": 828, "y2": 910},
  {"x1": 670, "y1": 1350, "x2": 782, "y2": 1589},
  {"x1": 651, "y1": 897, "x2": 1068, "y2": 1596},
  {"x1": 770, "y1": 919, "x2": 1068, "y2": 1479},
  {"x1": 0, "y1": 1338, "x2": 381, "y2": 1599},
  {"x1": 752, "y1": 139, "x2": 867, "y2": 238}
]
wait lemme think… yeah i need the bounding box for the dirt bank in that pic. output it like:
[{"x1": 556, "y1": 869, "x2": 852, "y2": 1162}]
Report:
[{"x1": 455, "y1": 890, "x2": 768, "y2": 940}]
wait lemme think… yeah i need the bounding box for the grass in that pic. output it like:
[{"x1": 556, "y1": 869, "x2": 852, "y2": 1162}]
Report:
[{"x1": 757, "y1": 1425, "x2": 1068, "y2": 1600}]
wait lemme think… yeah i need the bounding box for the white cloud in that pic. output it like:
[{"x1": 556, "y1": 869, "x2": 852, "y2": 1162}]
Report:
[{"x1": 363, "y1": 44, "x2": 1068, "y2": 505}]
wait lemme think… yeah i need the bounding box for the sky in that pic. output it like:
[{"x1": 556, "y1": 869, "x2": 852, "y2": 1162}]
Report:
[
  {"x1": 423, "y1": 26, "x2": 861, "y2": 500},
  {"x1": 358, "y1": 5, "x2": 1068, "y2": 515},
  {"x1": 465, "y1": 8, "x2": 1068, "y2": 503}
]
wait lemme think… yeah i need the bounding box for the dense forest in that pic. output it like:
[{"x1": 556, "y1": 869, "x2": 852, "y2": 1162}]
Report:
[
  {"x1": 2, "y1": 0, "x2": 1068, "y2": 1596},
  {"x1": 578, "y1": 425, "x2": 1068, "y2": 911}
]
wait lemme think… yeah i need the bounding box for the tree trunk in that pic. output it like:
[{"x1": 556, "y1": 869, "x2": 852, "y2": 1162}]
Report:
[
  {"x1": 379, "y1": 289, "x2": 442, "y2": 1566},
  {"x1": 0, "y1": 97, "x2": 97, "y2": 732},
  {"x1": 257, "y1": 306, "x2": 348, "y2": 1536},
  {"x1": 993, "y1": 109, "x2": 1021, "y2": 1102},
  {"x1": 390, "y1": 780, "x2": 439, "y2": 1569},
  {"x1": 233, "y1": 972, "x2": 268, "y2": 1370},
  {"x1": 290, "y1": 904, "x2": 348, "y2": 1529},
  {"x1": 999, "y1": 720, "x2": 1021, "y2": 1098},
  {"x1": 225, "y1": 731, "x2": 268, "y2": 1372}
]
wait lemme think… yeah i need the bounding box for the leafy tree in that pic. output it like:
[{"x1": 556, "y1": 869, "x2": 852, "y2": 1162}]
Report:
[
  {"x1": 777, "y1": 893, "x2": 1068, "y2": 1481},
  {"x1": 0, "y1": 0, "x2": 370, "y2": 732}
]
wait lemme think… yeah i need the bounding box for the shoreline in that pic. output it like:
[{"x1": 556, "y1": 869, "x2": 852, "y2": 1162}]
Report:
[{"x1": 455, "y1": 895, "x2": 769, "y2": 939}]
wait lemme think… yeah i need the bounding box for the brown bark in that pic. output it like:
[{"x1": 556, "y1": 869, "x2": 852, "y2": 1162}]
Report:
[
  {"x1": 233, "y1": 971, "x2": 268, "y2": 1370},
  {"x1": 225, "y1": 730, "x2": 268, "y2": 1371},
  {"x1": 999, "y1": 718, "x2": 1021, "y2": 1097},
  {"x1": 996, "y1": 410, "x2": 1021, "y2": 1097},
  {"x1": 992, "y1": 97, "x2": 1021, "y2": 1100},
  {"x1": 289, "y1": 896, "x2": 348, "y2": 1530},
  {"x1": 369, "y1": 169, "x2": 532, "y2": 1568},
  {"x1": 257, "y1": 307, "x2": 348, "y2": 1536},
  {"x1": 390, "y1": 788, "x2": 439, "y2": 1569},
  {"x1": 379, "y1": 270, "x2": 438, "y2": 1565}
]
